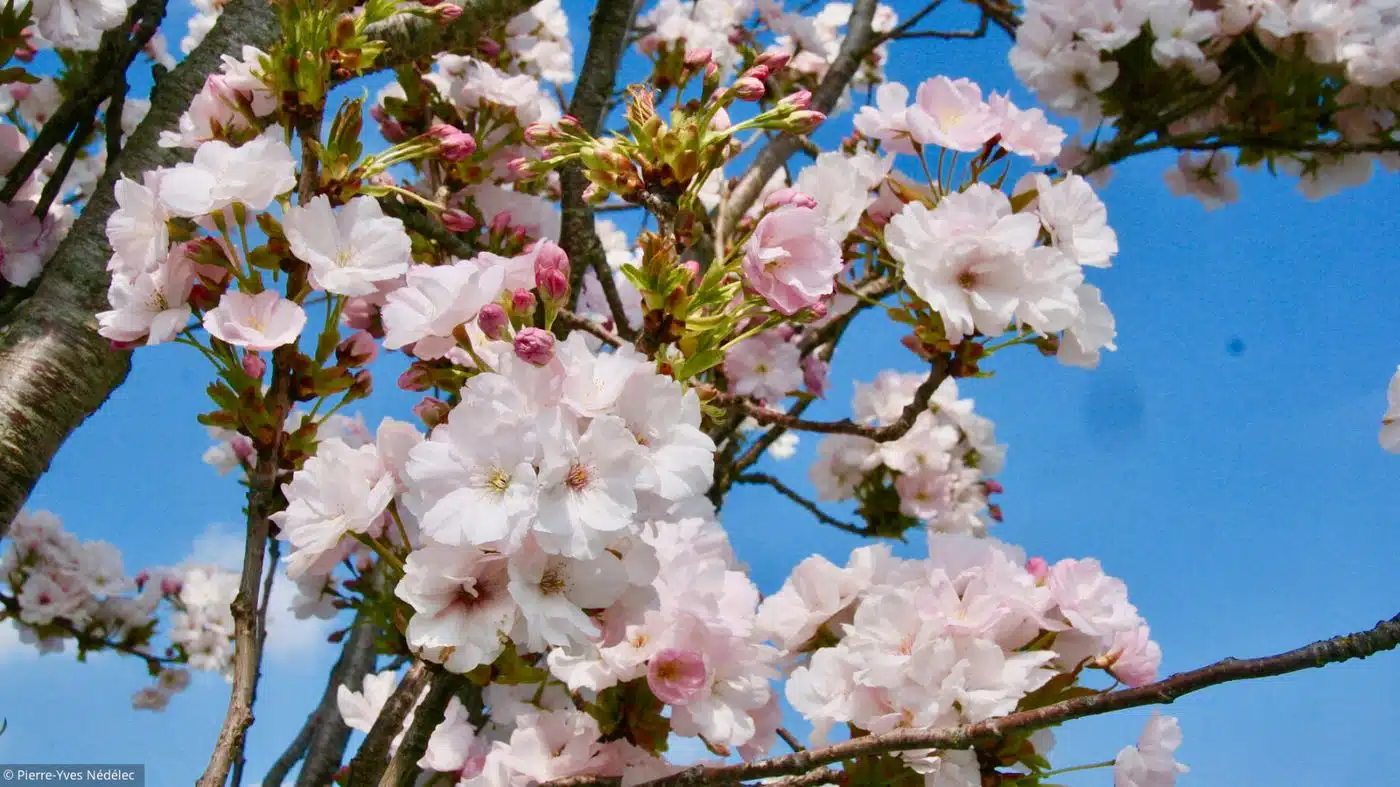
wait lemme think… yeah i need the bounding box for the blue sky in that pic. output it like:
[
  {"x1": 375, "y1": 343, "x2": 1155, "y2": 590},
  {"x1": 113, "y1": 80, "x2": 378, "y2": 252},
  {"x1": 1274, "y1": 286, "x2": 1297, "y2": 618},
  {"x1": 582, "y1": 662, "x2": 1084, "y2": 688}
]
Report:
[{"x1": 3, "y1": 0, "x2": 1399, "y2": 784}]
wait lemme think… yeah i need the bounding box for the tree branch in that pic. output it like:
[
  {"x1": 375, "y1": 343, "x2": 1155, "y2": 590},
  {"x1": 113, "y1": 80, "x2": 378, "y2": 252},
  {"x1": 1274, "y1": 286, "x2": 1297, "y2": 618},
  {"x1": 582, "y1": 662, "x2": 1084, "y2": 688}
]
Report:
[
  {"x1": 549, "y1": 610, "x2": 1400, "y2": 787},
  {"x1": 361, "y1": 0, "x2": 535, "y2": 77},
  {"x1": 293, "y1": 608, "x2": 381, "y2": 787},
  {"x1": 561, "y1": 0, "x2": 643, "y2": 342},
  {"x1": 698, "y1": 355, "x2": 948, "y2": 442},
  {"x1": 734, "y1": 473, "x2": 873, "y2": 536},
  {"x1": 720, "y1": 0, "x2": 880, "y2": 236},
  {"x1": 0, "y1": 591, "x2": 183, "y2": 671},
  {"x1": 231, "y1": 537, "x2": 281, "y2": 787},
  {"x1": 377, "y1": 671, "x2": 464, "y2": 787},
  {"x1": 0, "y1": 0, "x2": 280, "y2": 539},
  {"x1": 345, "y1": 659, "x2": 437, "y2": 785}
]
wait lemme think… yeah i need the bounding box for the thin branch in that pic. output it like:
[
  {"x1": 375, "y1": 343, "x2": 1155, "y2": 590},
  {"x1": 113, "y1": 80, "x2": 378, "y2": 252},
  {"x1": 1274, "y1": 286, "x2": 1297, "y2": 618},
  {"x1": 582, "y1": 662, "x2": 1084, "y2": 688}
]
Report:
[
  {"x1": 0, "y1": 591, "x2": 182, "y2": 672},
  {"x1": 378, "y1": 197, "x2": 474, "y2": 260},
  {"x1": 734, "y1": 473, "x2": 872, "y2": 536},
  {"x1": 751, "y1": 769, "x2": 844, "y2": 787},
  {"x1": 33, "y1": 117, "x2": 96, "y2": 218},
  {"x1": 720, "y1": 0, "x2": 880, "y2": 235},
  {"x1": 549, "y1": 610, "x2": 1400, "y2": 787},
  {"x1": 554, "y1": 309, "x2": 623, "y2": 347},
  {"x1": 231, "y1": 537, "x2": 281, "y2": 787},
  {"x1": 198, "y1": 344, "x2": 298, "y2": 787},
  {"x1": 697, "y1": 355, "x2": 948, "y2": 442},
  {"x1": 890, "y1": 14, "x2": 990, "y2": 41},
  {"x1": 345, "y1": 660, "x2": 438, "y2": 785},
  {"x1": 776, "y1": 728, "x2": 805, "y2": 753},
  {"x1": 361, "y1": 0, "x2": 535, "y2": 77}
]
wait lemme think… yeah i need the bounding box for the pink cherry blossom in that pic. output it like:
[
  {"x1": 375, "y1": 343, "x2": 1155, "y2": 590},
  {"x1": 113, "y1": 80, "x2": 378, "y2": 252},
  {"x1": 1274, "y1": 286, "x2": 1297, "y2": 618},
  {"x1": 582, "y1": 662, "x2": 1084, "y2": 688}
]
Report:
[
  {"x1": 202, "y1": 290, "x2": 307, "y2": 351},
  {"x1": 647, "y1": 648, "x2": 709, "y2": 705},
  {"x1": 742, "y1": 206, "x2": 843, "y2": 315},
  {"x1": 907, "y1": 76, "x2": 1000, "y2": 152}
]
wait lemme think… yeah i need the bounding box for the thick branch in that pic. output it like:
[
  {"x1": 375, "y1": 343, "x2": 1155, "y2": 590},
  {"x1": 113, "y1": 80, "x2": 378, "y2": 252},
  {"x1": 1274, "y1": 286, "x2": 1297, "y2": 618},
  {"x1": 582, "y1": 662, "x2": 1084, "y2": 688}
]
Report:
[
  {"x1": 345, "y1": 659, "x2": 437, "y2": 785},
  {"x1": 0, "y1": 0, "x2": 280, "y2": 538},
  {"x1": 230, "y1": 537, "x2": 281, "y2": 787},
  {"x1": 361, "y1": 0, "x2": 535, "y2": 76},
  {"x1": 293, "y1": 609, "x2": 381, "y2": 787},
  {"x1": 561, "y1": 0, "x2": 642, "y2": 340},
  {"x1": 550, "y1": 611, "x2": 1400, "y2": 787},
  {"x1": 721, "y1": 0, "x2": 879, "y2": 235},
  {"x1": 377, "y1": 671, "x2": 464, "y2": 787}
]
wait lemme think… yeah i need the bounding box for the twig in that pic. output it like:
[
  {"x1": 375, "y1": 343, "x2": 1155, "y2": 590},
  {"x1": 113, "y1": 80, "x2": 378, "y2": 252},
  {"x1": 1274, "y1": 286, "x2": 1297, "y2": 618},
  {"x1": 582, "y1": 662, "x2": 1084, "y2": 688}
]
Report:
[
  {"x1": 345, "y1": 659, "x2": 437, "y2": 785},
  {"x1": 554, "y1": 309, "x2": 623, "y2": 347},
  {"x1": 777, "y1": 728, "x2": 806, "y2": 753},
  {"x1": 377, "y1": 197, "x2": 475, "y2": 260},
  {"x1": 753, "y1": 769, "x2": 845, "y2": 787},
  {"x1": 360, "y1": 0, "x2": 534, "y2": 77},
  {"x1": 33, "y1": 115, "x2": 96, "y2": 219},
  {"x1": 0, "y1": 591, "x2": 183, "y2": 672},
  {"x1": 548, "y1": 610, "x2": 1400, "y2": 787},
  {"x1": 735, "y1": 473, "x2": 870, "y2": 536},
  {"x1": 697, "y1": 356, "x2": 948, "y2": 442}
]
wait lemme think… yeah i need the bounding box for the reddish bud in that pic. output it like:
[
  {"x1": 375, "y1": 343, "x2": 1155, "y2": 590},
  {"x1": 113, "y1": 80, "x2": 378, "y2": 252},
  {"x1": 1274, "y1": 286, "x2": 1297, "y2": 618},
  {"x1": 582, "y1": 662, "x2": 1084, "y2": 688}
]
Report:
[
  {"x1": 780, "y1": 89, "x2": 812, "y2": 110},
  {"x1": 742, "y1": 65, "x2": 770, "y2": 82},
  {"x1": 8, "y1": 84, "x2": 30, "y2": 101},
  {"x1": 349, "y1": 369, "x2": 374, "y2": 398},
  {"x1": 435, "y1": 3, "x2": 462, "y2": 24},
  {"x1": 342, "y1": 296, "x2": 382, "y2": 336},
  {"x1": 531, "y1": 239, "x2": 569, "y2": 274},
  {"x1": 478, "y1": 303, "x2": 509, "y2": 339},
  {"x1": 684, "y1": 47, "x2": 712, "y2": 68},
  {"x1": 756, "y1": 50, "x2": 791, "y2": 72},
  {"x1": 241, "y1": 351, "x2": 266, "y2": 378},
  {"x1": 442, "y1": 208, "x2": 477, "y2": 233},
  {"x1": 134, "y1": 569, "x2": 150, "y2": 590},
  {"x1": 983, "y1": 479, "x2": 1005, "y2": 495},
  {"x1": 418, "y1": 0, "x2": 442, "y2": 6},
  {"x1": 231, "y1": 437, "x2": 254, "y2": 462},
  {"x1": 476, "y1": 36, "x2": 502, "y2": 58},
  {"x1": 681, "y1": 259, "x2": 701, "y2": 282},
  {"x1": 412, "y1": 396, "x2": 452, "y2": 428},
  {"x1": 788, "y1": 110, "x2": 826, "y2": 133},
  {"x1": 430, "y1": 124, "x2": 477, "y2": 161},
  {"x1": 159, "y1": 576, "x2": 183, "y2": 596},
  {"x1": 511, "y1": 288, "x2": 537, "y2": 315},
  {"x1": 513, "y1": 327, "x2": 556, "y2": 366},
  {"x1": 535, "y1": 267, "x2": 569, "y2": 302},
  {"x1": 336, "y1": 330, "x2": 379, "y2": 366},
  {"x1": 109, "y1": 339, "x2": 140, "y2": 350},
  {"x1": 732, "y1": 77, "x2": 765, "y2": 101},
  {"x1": 489, "y1": 212, "x2": 513, "y2": 234},
  {"x1": 397, "y1": 366, "x2": 431, "y2": 392}
]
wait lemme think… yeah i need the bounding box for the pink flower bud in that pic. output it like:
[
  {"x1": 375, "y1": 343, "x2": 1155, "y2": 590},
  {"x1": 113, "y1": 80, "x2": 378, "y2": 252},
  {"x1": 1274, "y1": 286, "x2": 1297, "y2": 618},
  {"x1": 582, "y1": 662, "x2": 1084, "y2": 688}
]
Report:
[
  {"x1": 513, "y1": 327, "x2": 556, "y2": 366},
  {"x1": 742, "y1": 65, "x2": 770, "y2": 82},
  {"x1": 431, "y1": 124, "x2": 477, "y2": 161},
  {"x1": 109, "y1": 339, "x2": 140, "y2": 350},
  {"x1": 733, "y1": 77, "x2": 766, "y2": 101},
  {"x1": 159, "y1": 576, "x2": 182, "y2": 596},
  {"x1": 412, "y1": 396, "x2": 451, "y2": 429},
  {"x1": 442, "y1": 208, "x2": 477, "y2": 233},
  {"x1": 370, "y1": 105, "x2": 388, "y2": 123},
  {"x1": 1025, "y1": 557, "x2": 1049, "y2": 581},
  {"x1": 780, "y1": 89, "x2": 812, "y2": 110},
  {"x1": 709, "y1": 107, "x2": 732, "y2": 132},
  {"x1": 418, "y1": 0, "x2": 441, "y2": 6},
  {"x1": 369, "y1": 172, "x2": 397, "y2": 188},
  {"x1": 524, "y1": 122, "x2": 555, "y2": 146},
  {"x1": 478, "y1": 303, "x2": 508, "y2": 339},
  {"x1": 788, "y1": 110, "x2": 825, "y2": 133},
  {"x1": 134, "y1": 569, "x2": 150, "y2": 590},
  {"x1": 241, "y1": 351, "x2": 266, "y2": 378},
  {"x1": 336, "y1": 330, "x2": 379, "y2": 366},
  {"x1": 435, "y1": 3, "x2": 462, "y2": 24},
  {"x1": 398, "y1": 366, "x2": 430, "y2": 392},
  {"x1": 505, "y1": 157, "x2": 533, "y2": 180},
  {"x1": 489, "y1": 212, "x2": 513, "y2": 234},
  {"x1": 476, "y1": 36, "x2": 501, "y2": 58},
  {"x1": 684, "y1": 47, "x2": 712, "y2": 68},
  {"x1": 802, "y1": 355, "x2": 829, "y2": 398},
  {"x1": 531, "y1": 240, "x2": 569, "y2": 274},
  {"x1": 647, "y1": 648, "x2": 709, "y2": 705},
  {"x1": 756, "y1": 50, "x2": 791, "y2": 72},
  {"x1": 764, "y1": 188, "x2": 819, "y2": 210},
  {"x1": 983, "y1": 479, "x2": 1004, "y2": 495},
  {"x1": 682, "y1": 259, "x2": 701, "y2": 281},
  {"x1": 9, "y1": 84, "x2": 31, "y2": 101},
  {"x1": 535, "y1": 267, "x2": 569, "y2": 302},
  {"x1": 808, "y1": 299, "x2": 828, "y2": 319},
  {"x1": 379, "y1": 119, "x2": 407, "y2": 142},
  {"x1": 231, "y1": 436, "x2": 254, "y2": 462},
  {"x1": 342, "y1": 296, "x2": 382, "y2": 336},
  {"x1": 511, "y1": 288, "x2": 537, "y2": 315}
]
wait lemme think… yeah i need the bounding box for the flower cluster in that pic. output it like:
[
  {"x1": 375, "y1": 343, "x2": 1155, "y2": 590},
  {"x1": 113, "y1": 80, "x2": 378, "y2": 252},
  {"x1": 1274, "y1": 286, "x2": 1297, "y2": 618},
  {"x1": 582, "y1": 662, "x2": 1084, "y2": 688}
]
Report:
[
  {"x1": 810, "y1": 373, "x2": 1006, "y2": 536},
  {"x1": 1012, "y1": 0, "x2": 1400, "y2": 201},
  {"x1": 769, "y1": 533, "x2": 1162, "y2": 784}
]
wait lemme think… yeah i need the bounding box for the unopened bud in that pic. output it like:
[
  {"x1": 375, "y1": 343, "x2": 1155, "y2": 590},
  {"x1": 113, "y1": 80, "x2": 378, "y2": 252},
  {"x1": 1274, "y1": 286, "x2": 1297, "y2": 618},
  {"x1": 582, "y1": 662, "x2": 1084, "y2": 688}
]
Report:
[
  {"x1": 681, "y1": 259, "x2": 701, "y2": 282},
  {"x1": 684, "y1": 47, "x2": 712, "y2": 68},
  {"x1": 489, "y1": 212, "x2": 513, "y2": 234},
  {"x1": 983, "y1": 479, "x2": 1004, "y2": 495},
  {"x1": 478, "y1": 303, "x2": 509, "y2": 339},
  {"x1": 742, "y1": 65, "x2": 770, "y2": 82},
  {"x1": 160, "y1": 576, "x2": 183, "y2": 596},
  {"x1": 756, "y1": 50, "x2": 791, "y2": 72},
  {"x1": 242, "y1": 351, "x2": 266, "y2": 378},
  {"x1": 780, "y1": 89, "x2": 812, "y2": 110},
  {"x1": 442, "y1": 208, "x2": 477, "y2": 233},
  {"x1": 524, "y1": 121, "x2": 556, "y2": 147},
  {"x1": 513, "y1": 328, "x2": 556, "y2": 366},
  {"x1": 788, "y1": 110, "x2": 825, "y2": 133},
  {"x1": 430, "y1": 123, "x2": 476, "y2": 161},
  {"x1": 435, "y1": 3, "x2": 462, "y2": 23},
  {"x1": 348, "y1": 369, "x2": 373, "y2": 398},
  {"x1": 336, "y1": 330, "x2": 379, "y2": 366},
  {"x1": 412, "y1": 396, "x2": 452, "y2": 428},
  {"x1": 764, "y1": 188, "x2": 819, "y2": 210},
  {"x1": 342, "y1": 296, "x2": 383, "y2": 337},
  {"x1": 511, "y1": 288, "x2": 537, "y2": 316},
  {"x1": 476, "y1": 36, "x2": 501, "y2": 58},
  {"x1": 535, "y1": 267, "x2": 569, "y2": 302},
  {"x1": 1026, "y1": 557, "x2": 1048, "y2": 580},
  {"x1": 532, "y1": 240, "x2": 569, "y2": 274},
  {"x1": 732, "y1": 77, "x2": 765, "y2": 101},
  {"x1": 397, "y1": 366, "x2": 431, "y2": 392}
]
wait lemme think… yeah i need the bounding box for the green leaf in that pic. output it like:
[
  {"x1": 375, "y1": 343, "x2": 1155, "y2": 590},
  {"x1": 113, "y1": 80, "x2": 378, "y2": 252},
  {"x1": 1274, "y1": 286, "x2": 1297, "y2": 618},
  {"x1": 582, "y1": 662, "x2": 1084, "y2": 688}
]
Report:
[{"x1": 673, "y1": 348, "x2": 725, "y2": 380}]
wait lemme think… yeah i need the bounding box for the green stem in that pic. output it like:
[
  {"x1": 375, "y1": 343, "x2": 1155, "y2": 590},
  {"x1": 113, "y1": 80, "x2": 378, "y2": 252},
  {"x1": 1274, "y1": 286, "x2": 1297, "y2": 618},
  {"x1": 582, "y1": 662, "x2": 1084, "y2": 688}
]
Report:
[{"x1": 1040, "y1": 760, "x2": 1115, "y2": 778}]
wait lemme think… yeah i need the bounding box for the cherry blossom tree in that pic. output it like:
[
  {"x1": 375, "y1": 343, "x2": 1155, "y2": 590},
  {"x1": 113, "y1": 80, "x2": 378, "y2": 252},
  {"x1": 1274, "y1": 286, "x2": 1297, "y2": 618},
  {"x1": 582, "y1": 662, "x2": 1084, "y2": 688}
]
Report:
[{"x1": 1, "y1": 0, "x2": 1399, "y2": 785}]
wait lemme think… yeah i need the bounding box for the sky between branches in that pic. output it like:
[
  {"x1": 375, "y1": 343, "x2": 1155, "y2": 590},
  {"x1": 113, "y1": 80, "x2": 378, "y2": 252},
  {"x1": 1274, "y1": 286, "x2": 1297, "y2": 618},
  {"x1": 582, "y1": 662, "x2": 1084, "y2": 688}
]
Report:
[{"x1": 1, "y1": 0, "x2": 1398, "y2": 783}]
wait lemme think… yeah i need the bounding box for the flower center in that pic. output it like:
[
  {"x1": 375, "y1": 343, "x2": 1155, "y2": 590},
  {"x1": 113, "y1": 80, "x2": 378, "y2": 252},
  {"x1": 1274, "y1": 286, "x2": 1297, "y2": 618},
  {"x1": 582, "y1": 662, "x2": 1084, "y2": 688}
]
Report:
[
  {"x1": 565, "y1": 463, "x2": 591, "y2": 491},
  {"x1": 539, "y1": 568, "x2": 567, "y2": 595},
  {"x1": 488, "y1": 468, "x2": 511, "y2": 492}
]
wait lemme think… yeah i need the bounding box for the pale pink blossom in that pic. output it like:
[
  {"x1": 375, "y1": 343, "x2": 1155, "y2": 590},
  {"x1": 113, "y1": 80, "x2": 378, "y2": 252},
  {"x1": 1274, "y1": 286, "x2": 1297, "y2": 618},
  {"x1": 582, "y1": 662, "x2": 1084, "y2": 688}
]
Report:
[
  {"x1": 907, "y1": 76, "x2": 999, "y2": 152},
  {"x1": 158, "y1": 130, "x2": 297, "y2": 217},
  {"x1": 396, "y1": 547, "x2": 519, "y2": 673},
  {"x1": 1114, "y1": 713, "x2": 1188, "y2": 787},
  {"x1": 989, "y1": 93, "x2": 1066, "y2": 165},
  {"x1": 0, "y1": 201, "x2": 49, "y2": 286},
  {"x1": 272, "y1": 438, "x2": 396, "y2": 579},
  {"x1": 203, "y1": 290, "x2": 307, "y2": 350},
  {"x1": 723, "y1": 332, "x2": 802, "y2": 403},
  {"x1": 283, "y1": 195, "x2": 412, "y2": 296},
  {"x1": 1382, "y1": 366, "x2": 1400, "y2": 453},
  {"x1": 647, "y1": 648, "x2": 709, "y2": 705},
  {"x1": 742, "y1": 206, "x2": 842, "y2": 315},
  {"x1": 97, "y1": 243, "x2": 198, "y2": 346},
  {"x1": 1100, "y1": 624, "x2": 1162, "y2": 687}
]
